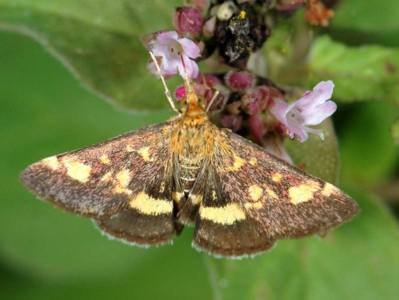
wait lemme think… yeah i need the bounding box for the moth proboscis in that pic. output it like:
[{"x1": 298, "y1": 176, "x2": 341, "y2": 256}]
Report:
[{"x1": 21, "y1": 57, "x2": 358, "y2": 258}]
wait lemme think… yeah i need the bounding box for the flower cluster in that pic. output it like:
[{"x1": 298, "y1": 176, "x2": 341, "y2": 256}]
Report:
[
  {"x1": 147, "y1": 31, "x2": 201, "y2": 78},
  {"x1": 145, "y1": 0, "x2": 338, "y2": 161}
]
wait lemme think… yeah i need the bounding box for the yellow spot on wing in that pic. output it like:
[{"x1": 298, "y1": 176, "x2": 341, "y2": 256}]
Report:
[
  {"x1": 114, "y1": 169, "x2": 132, "y2": 194},
  {"x1": 189, "y1": 194, "x2": 203, "y2": 205},
  {"x1": 248, "y1": 185, "x2": 263, "y2": 201},
  {"x1": 227, "y1": 155, "x2": 245, "y2": 172},
  {"x1": 199, "y1": 203, "x2": 246, "y2": 225},
  {"x1": 100, "y1": 171, "x2": 113, "y2": 182},
  {"x1": 126, "y1": 145, "x2": 134, "y2": 152},
  {"x1": 137, "y1": 147, "x2": 152, "y2": 162},
  {"x1": 172, "y1": 191, "x2": 184, "y2": 203},
  {"x1": 244, "y1": 202, "x2": 263, "y2": 209},
  {"x1": 321, "y1": 183, "x2": 338, "y2": 197},
  {"x1": 272, "y1": 173, "x2": 283, "y2": 183},
  {"x1": 249, "y1": 157, "x2": 257, "y2": 165},
  {"x1": 41, "y1": 156, "x2": 60, "y2": 170},
  {"x1": 266, "y1": 188, "x2": 278, "y2": 200},
  {"x1": 289, "y1": 181, "x2": 320, "y2": 205},
  {"x1": 100, "y1": 154, "x2": 111, "y2": 165},
  {"x1": 63, "y1": 158, "x2": 91, "y2": 183},
  {"x1": 129, "y1": 192, "x2": 172, "y2": 215}
]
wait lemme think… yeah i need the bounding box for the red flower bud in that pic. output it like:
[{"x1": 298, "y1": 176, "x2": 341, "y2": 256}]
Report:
[
  {"x1": 220, "y1": 114, "x2": 243, "y2": 132},
  {"x1": 174, "y1": 7, "x2": 204, "y2": 35},
  {"x1": 225, "y1": 71, "x2": 255, "y2": 91},
  {"x1": 175, "y1": 85, "x2": 186, "y2": 100},
  {"x1": 242, "y1": 86, "x2": 271, "y2": 115},
  {"x1": 248, "y1": 114, "x2": 266, "y2": 143}
]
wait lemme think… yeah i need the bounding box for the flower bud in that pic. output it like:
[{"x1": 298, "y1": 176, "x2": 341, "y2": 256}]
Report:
[
  {"x1": 174, "y1": 7, "x2": 204, "y2": 35},
  {"x1": 248, "y1": 114, "x2": 266, "y2": 143},
  {"x1": 203, "y1": 16, "x2": 217, "y2": 37},
  {"x1": 242, "y1": 85, "x2": 271, "y2": 115},
  {"x1": 216, "y1": 1, "x2": 237, "y2": 20},
  {"x1": 175, "y1": 85, "x2": 186, "y2": 101},
  {"x1": 220, "y1": 114, "x2": 243, "y2": 132},
  {"x1": 225, "y1": 71, "x2": 255, "y2": 91},
  {"x1": 276, "y1": 0, "x2": 305, "y2": 13}
]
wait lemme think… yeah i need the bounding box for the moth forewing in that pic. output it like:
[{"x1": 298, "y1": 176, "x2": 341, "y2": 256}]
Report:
[{"x1": 21, "y1": 121, "x2": 180, "y2": 245}]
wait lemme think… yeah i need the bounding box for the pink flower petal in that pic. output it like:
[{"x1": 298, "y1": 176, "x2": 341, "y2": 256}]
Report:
[
  {"x1": 178, "y1": 38, "x2": 201, "y2": 58},
  {"x1": 314, "y1": 80, "x2": 334, "y2": 100},
  {"x1": 303, "y1": 100, "x2": 337, "y2": 125},
  {"x1": 296, "y1": 80, "x2": 334, "y2": 109},
  {"x1": 269, "y1": 99, "x2": 289, "y2": 125},
  {"x1": 178, "y1": 55, "x2": 199, "y2": 78},
  {"x1": 156, "y1": 31, "x2": 179, "y2": 43}
]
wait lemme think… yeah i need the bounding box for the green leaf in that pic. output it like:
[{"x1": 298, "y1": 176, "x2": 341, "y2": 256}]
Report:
[
  {"x1": 205, "y1": 187, "x2": 399, "y2": 300},
  {"x1": 392, "y1": 119, "x2": 399, "y2": 144},
  {"x1": 0, "y1": 0, "x2": 180, "y2": 110},
  {"x1": 307, "y1": 36, "x2": 399, "y2": 104},
  {"x1": 2, "y1": 231, "x2": 212, "y2": 300},
  {"x1": 339, "y1": 102, "x2": 399, "y2": 187},
  {"x1": 285, "y1": 119, "x2": 339, "y2": 184},
  {"x1": 330, "y1": 0, "x2": 399, "y2": 46}
]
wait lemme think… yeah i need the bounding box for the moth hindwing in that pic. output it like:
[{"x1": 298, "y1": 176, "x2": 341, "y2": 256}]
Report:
[{"x1": 21, "y1": 90, "x2": 358, "y2": 258}]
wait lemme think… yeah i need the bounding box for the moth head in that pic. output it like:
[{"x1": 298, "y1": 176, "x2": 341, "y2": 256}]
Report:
[{"x1": 182, "y1": 77, "x2": 207, "y2": 117}]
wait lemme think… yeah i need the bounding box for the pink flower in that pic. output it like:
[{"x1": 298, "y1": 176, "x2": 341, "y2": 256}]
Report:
[
  {"x1": 148, "y1": 31, "x2": 201, "y2": 78},
  {"x1": 270, "y1": 81, "x2": 337, "y2": 142},
  {"x1": 225, "y1": 71, "x2": 256, "y2": 91},
  {"x1": 175, "y1": 85, "x2": 186, "y2": 100},
  {"x1": 174, "y1": 7, "x2": 203, "y2": 35}
]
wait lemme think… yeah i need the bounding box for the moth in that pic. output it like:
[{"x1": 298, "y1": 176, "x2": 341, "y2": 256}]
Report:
[{"x1": 21, "y1": 53, "x2": 358, "y2": 258}]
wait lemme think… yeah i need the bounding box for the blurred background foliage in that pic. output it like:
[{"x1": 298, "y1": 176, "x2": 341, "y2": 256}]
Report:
[{"x1": 0, "y1": 1, "x2": 398, "y2": 300}]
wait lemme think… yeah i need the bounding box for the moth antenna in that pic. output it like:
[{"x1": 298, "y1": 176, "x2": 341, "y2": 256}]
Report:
[
  {"x1": 149, "y1": 51, "x2": 179, "y2": 114},
  {"x1": 206, "y1": 90, "x2": 220, "y2": 112}
]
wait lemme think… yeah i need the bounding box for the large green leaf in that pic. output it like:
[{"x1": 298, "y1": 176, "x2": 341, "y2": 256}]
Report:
[
  {"x1": 307, "y1": 36, "x2": 399, "y2": 104},
  {"x1": 392, "y1": 119, "x2": 399, "y2": 144},
  {"x1": 205, "y1": 187, "x2": 399, "y2": 300},
  {"x1": 330, "y1": 0, "x2": 399, "y2": 46},
  {"x1": 338, "y1": 102, "x2": 399, "y2": 188},
  {"x1": 0, "y1": 0, "x2": 180, "y2": 110},
  {"x1": 285, "y1": 118, "x2": 339, "y2": 184}
]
